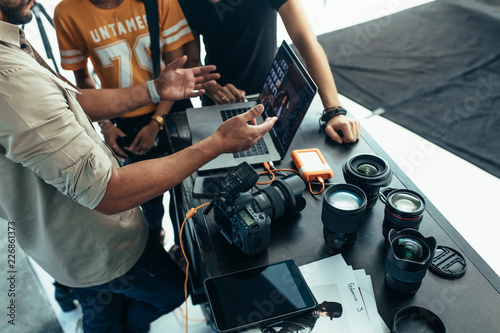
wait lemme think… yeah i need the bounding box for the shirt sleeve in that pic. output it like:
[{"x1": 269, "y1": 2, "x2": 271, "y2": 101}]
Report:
[
  {"x1": 53, "y1": 3, "x2": 90, "y2": 71},
  {"x1": 271, "y1": 0, "x2": 289, "y2": 11},
  {"x1": 159, "y1": 0, "x2": 194, "y2": 52},
  {"x1": 0, "y1": 67, "x2": 112, "y2": 209}
]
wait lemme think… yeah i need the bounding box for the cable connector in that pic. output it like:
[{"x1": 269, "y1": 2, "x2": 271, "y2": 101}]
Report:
[
  {"x1": 308, "y1": 176, "x2": 326, "y2": 195},
  {"x1": 185, "y1": 207, "x2": 198, "y2": 219}
]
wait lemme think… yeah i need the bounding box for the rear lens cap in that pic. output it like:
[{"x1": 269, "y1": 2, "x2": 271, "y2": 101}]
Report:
[{"x1": 393, "y1": 306, "x2": 446, "y2": 333}]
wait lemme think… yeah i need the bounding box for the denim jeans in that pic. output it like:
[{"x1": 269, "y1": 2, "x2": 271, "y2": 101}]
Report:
[{"x1": 71, "y1": 231, "x2": 186, "y2": 332}]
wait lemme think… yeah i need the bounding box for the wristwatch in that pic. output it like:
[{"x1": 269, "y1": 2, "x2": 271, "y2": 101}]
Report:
[{"x1": 151, "y1": 114, "x2": 164, "y2": 130}]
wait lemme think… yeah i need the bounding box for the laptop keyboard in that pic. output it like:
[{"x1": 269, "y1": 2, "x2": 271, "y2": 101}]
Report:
[{"x1": 220, "y1": 108, "x2": 270, "y2": 158}]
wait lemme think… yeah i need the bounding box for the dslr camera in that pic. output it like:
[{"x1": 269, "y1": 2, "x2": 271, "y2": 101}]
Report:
[{"x1": 207, "y1": 162, "x2": 306, "y2": 255}]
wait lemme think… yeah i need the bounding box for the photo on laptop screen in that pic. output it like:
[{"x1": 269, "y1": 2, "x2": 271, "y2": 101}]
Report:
[
  {"x1": 258, "y1": 48, "x2": 316, "y2": 159},
  {"x1": 186, "y1": 41, "x2": 317, "y2": 172}
]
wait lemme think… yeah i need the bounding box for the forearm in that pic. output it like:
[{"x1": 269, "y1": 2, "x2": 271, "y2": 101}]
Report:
[
  {"x1": 280, "y1": 0, "x2": 340, "y2": 108},
  {"x1": 154, "y1": 100, "x2": 174, "y2": 117},
  {"x1": 95, "y1": 104, "x2": 277, "y2": 214},
  {"x1": 95, "y1": 135, "x2": 222, "y2": 214},
  {"x1": 295, "y1": 40, "x2": 340, "y2": 108},
  {"x1": 77, "y1": 82, "x2": 151, "y2": 122}
]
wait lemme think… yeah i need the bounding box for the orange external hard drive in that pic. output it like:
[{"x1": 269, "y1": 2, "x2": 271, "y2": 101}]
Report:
[{"x1": 291, "y1": 148, "x2": 333, "y2": 182}]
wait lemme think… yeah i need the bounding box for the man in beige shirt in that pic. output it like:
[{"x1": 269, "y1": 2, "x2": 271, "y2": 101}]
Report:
[{"x1": 0, "y1": 1, "x2": 276, "y2": 331}]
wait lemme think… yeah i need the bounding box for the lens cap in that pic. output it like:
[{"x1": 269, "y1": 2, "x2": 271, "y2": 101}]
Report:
[
  {"x1": 429, "y1": 245, "x2": 467, "y2": 279},
  {"x1": 393, "y1": 306, "x2": 446, "y2": 333}
]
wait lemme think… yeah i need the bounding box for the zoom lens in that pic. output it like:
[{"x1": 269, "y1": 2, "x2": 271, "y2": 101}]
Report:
[
  {"x1": 343, "y1": 154, "x2": 392, "y2": 211},
  {"x1": 321, "y1": 184, "x2": 367, "y2": 253},
  {"x1": 382, "y1": 189, "x2": 425, "y2": 238},
  {"x1": 385, "y1": 229, "x2": 436, "y2": 296},
  {"x1": 253, "y1": 174, "x2": 306, "y2": 220}
]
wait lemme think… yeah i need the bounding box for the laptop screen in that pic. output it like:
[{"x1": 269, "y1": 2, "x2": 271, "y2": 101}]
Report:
[{"x1": 258, "y1": 41, "x2": 317, "y2": 159}]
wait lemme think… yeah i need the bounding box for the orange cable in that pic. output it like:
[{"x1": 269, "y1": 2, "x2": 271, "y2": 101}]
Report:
[
  {"x1": 174, "y1": 308, "x2": 207, "y2": 322},
  {"x1": 308, "y1": 176, "x2": 325, "y2": 195},
  {"x1": 179, "y1": 202, "x2": 210, "y2": 333}
]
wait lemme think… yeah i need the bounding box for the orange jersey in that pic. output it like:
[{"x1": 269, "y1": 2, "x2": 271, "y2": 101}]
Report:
[{"x1": 54, "y1": 0, "x2": 193, "y2": 117}]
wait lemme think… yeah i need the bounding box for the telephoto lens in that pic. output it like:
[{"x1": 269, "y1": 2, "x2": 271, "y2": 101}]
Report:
[
  {"x1": 321, "y1": 184, "x2": 367, "y2": 253},
  {"x1": 252, "y1": 174, "x2": 306, "y2": 220},
  {"x1": 385, "y1": 228, "x2": 436, "y2": 296},
  {"x1": 381, "y1": 189, "x2": 426, "y2": 238},
  {"x1": 342, "y1": 154, "x2": 392, "y2": 211}
]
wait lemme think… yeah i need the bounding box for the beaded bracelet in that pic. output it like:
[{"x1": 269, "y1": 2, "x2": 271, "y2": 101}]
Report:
[
  {"x1": 320, "y1": 107, "x2": 347, "y2": 123},
  {"x1": 319, "y1": 107, "x2": 347, "y2": 132}
]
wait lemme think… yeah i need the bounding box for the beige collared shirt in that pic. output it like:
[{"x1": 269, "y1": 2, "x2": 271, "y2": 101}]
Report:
[{"x1": 0, "y1": 21, "x2": 148, "y2": 288}]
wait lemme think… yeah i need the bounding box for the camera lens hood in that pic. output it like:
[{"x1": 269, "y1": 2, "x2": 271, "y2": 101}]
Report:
[
  {"x1": 255, "y1": 174, "x2": 306, "y2": 220},
  {"x1": 386, "y1": 229, "x2": 436, "y2": 273},
  {"x1": 273, "y1": 174, "x2": 306, "y2": 213},
  {"x1": 385, "y1": 229, "x2": 437, "y2": 294}
]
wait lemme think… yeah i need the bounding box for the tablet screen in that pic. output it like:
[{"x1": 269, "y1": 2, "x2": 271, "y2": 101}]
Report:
[{"x1": 204, "y1": 260, "x2": 317, "y2": 332}]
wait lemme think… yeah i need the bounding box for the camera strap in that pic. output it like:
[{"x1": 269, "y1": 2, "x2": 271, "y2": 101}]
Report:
[{"x1": 141, "y1": 0, "x2": 161, "y2": 79}]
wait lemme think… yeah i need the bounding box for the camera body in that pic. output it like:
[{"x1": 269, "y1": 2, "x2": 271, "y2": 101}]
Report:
[
  {"x1": 214, "y1": 192, "x2": 272, "y2": 256},
  {"x1": 210, "y1": 162, "x2": 306, "y2": 255}
]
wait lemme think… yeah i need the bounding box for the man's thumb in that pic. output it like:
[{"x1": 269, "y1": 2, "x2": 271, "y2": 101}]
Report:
[
  {"x1": 243, "y1": 104, "x2": 264, "y2": 121},
  {"x1": 166, "y1": 55, "x2": 188, "y2": 71}
]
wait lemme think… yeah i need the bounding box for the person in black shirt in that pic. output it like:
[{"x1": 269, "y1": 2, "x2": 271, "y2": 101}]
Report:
[{"x1": 179, "y1": 0, "x2": 361, "y2": 144}]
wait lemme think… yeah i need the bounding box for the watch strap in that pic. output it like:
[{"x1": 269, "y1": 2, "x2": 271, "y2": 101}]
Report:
[
  {"x1": 147, "y1": 79, "x2": 161, "y2": 104},
  {"x1": 320, "y1": 107, "x2": 347, "y2": 123},
  {"x1": 151, "y1": 114, "x2": 164, "y2": 130}
]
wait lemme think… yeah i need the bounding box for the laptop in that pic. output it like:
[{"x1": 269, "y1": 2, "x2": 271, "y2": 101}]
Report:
[{"x1": 186, "y1": 41, "x2": 317, "y2": 172}]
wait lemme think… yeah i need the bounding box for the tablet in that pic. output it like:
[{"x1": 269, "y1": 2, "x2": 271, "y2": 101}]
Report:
[{"x1": 204, "y1": 260, "x2": 317, "y2": 332}]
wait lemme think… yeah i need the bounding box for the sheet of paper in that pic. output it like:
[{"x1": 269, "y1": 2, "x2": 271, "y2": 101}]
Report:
[
  {"x1": 242, "y1": 255, "x2": 388, "y2": 333},
  {"x1": 354, "y1": 270, "x2": 391, "y2": 333}
]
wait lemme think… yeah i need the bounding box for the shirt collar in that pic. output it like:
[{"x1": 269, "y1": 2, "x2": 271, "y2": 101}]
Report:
[{"x1": 0, "y1": 21, "x2": 25, "y2": 49}]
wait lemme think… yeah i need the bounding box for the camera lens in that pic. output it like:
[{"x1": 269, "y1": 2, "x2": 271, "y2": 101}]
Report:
[
  {"x1": 393, "y1": 237, "x2": 427, "y2": 261},
  {"x1": 382, "y1": 189, "x2": 425, "y2": 238},
  {"x1": 357, "y1": 163, "x2": 378, "y2": 175},
  {"x1": 327, "y1": 190, "x2": 362, "y2": 210},
  {"x1": 321, "y1": 184, "x2": 367, "y2": 253},
  {"x1": 343, "y1": 154, "x2": 392, "y2": 211},
  {"x1": 392, "y1": 194, "x2": 420, "y2": 212},
  {"x1": 252, "y1": 174, "x2": 306, "y2": 220},
  {"x1": 385, "y1": 229, "x2": 436, "y2": 296}
]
